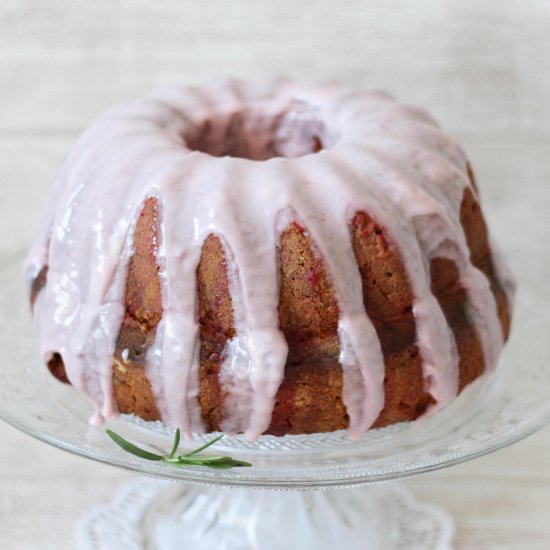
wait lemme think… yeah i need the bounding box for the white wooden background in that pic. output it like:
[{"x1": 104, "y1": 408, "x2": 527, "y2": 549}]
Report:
[{"x1": 1, "y1": 2, "x2": 550, "y2": 548}]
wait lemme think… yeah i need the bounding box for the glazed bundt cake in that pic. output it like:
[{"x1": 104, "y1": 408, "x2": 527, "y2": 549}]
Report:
[{"x1": 25, "y1": 78, "x2": 515, "y2": 440}]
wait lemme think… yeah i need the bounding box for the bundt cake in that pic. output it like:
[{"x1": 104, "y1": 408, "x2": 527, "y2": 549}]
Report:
[{"x1": 25, "y1": 78, "x2": 515, "y2": 440}]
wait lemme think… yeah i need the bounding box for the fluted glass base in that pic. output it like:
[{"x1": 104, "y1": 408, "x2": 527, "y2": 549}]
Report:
[{"x1": 77, "y1": 480, "x2": 454, "y2": 550}]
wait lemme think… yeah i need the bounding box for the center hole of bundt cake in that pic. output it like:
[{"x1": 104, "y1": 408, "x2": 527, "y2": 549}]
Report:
[{"x1": 183, "y1": 99, "x2": 334, "y2": 160}]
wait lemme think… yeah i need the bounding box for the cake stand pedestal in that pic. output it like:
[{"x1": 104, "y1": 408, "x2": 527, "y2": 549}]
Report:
[
  {"x1": 77, "y1": 480, "x2": 453, "y2": 550},
  {"x1": 0, "y1": 265, "x2": 549, "y2": 550}
]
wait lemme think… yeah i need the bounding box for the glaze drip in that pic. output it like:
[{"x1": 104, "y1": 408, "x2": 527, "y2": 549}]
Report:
[{"x1": 25, "y1": 78, "x2": 513, "y2": 440}]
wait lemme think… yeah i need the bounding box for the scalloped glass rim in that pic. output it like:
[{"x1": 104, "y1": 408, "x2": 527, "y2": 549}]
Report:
[{"x1": 1, "y1": 262, "x2": 549, "y2": 489}]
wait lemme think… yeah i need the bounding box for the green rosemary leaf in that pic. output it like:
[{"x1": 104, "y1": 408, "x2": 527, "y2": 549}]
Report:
[
  {"x1": 163, "y1": 456, "x2": 189, "y2": 465},
  {"x1": 164, "y1": 455, "x2": 251, "y2": 468},
  {"x1": 203, "y1": 460, "x2": 252, "y2": 470},
  {"x1": 230, "y1": 459, "x2": 253, "y2": 467},
  {"x1": 184, "y1": 434, "x2": 225, "y2": 456},
  {"x1": 106, "y1": 430, "x2": 164, "y2": 461},
  {"x1": 207, "y1": 457, "x2": 252, "y2": 468},
  {"x1": 106, "y1": 430, "x2": 252, "y2": 469},
  {"x1": 180, "y1": 454, "x2": 228, "y2": 462},
  {"x1": 168, "y1": 428, "x2": 181, "y2": 459},
  {"x1": 163, "y1": 455, "x2": 226, "y2": 465}
]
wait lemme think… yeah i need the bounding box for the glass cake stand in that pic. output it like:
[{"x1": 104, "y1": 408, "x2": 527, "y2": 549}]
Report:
[{"x1": 1, "y1": 262, "x2": 549, "y2": 550}]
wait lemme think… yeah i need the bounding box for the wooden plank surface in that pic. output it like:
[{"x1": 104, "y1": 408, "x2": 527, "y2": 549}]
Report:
[
  {"x1": 1, "y1": 2, "x2": 549, "y2": 548},
  {"x1": 0, "y1": 1, "x2": 549, "y2": 138}
]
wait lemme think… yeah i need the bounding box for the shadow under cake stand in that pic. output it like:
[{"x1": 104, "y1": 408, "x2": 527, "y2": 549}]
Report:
[{"x1": 1, "y1": 263, "x2": 548, "y2": 550}]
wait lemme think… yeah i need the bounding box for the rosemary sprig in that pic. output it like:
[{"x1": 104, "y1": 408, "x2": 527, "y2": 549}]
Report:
[{"x1": 106, "y1": 428, "x2": 252, "y2": 470}]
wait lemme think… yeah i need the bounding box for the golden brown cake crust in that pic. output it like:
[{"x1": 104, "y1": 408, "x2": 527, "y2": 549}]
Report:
[{"x1": 40, "y1": 171, "x2": 511, "y2": 436}]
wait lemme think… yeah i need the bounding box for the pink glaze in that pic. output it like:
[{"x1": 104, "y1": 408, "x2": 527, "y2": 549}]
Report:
[{"x1": 24, "y1": 78, "x2": 513, "y2": 440}]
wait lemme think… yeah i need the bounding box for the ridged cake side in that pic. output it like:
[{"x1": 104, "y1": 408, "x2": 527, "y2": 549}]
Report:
[{"x1": 43, "y1": 173, "x2": 511, "y2": 436}]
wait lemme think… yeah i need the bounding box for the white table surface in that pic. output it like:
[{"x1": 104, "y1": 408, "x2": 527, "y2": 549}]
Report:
[{"x1": 1, "y1": 2, "x2": 549, "y2": 549}]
